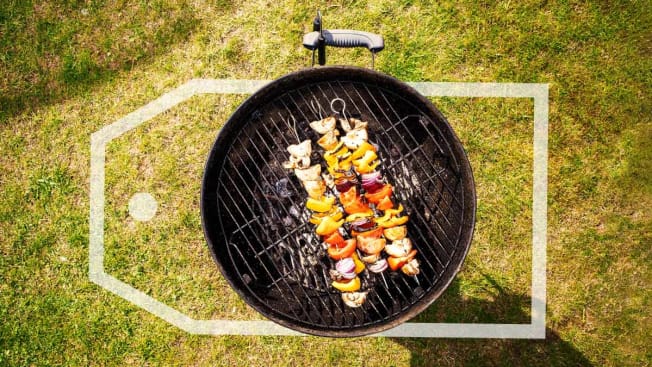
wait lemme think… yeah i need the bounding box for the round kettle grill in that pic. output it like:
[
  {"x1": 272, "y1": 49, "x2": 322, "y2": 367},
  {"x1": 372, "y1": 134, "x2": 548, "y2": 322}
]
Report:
[{"x1": 201, "y1": 14, "x2": 476, "y2": 337}]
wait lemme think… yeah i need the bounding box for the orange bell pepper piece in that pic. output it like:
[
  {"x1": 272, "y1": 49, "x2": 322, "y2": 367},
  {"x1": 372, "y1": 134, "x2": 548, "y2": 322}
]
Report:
[
  {"x1": 339, "y1": 185, "x2": 357, "y2": 205},
  {"x1": 323, "y1": 231, "x2": 344, "y2": 247},
  {"x1": 327, "y1": 239, "x2": 356, "y2": 260},
  {"x1": 365, "y1": 184, "x2": 393, "y2": 204},
  {"x1": 387, "y1": 250, "x2": 417, "y2": 271},
  {"x1": 340, "y1": 186, "x2": 370, "y2": 215},
  {"x1": 376, "y1": 195, "x2": 394, "y2": 211},
  {"x1": 344, "y1": 199, "x2": 370, "y2": 215}
]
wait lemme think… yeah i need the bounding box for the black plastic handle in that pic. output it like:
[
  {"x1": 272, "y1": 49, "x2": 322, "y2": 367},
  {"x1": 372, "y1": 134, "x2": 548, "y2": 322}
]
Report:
[{"x1": 303, "y1": 30, "x2": 385, "y2": 53}]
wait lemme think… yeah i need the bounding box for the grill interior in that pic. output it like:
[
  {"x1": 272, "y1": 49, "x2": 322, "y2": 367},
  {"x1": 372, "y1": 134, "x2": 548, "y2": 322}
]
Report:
[{"x1": 202, "y1": 67, "x2": 474, "y2": 336}]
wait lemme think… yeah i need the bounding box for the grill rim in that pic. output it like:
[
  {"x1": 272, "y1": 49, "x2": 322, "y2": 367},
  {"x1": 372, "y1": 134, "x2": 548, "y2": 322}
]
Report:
[{"x1": 201, "y1": 65, "x2": 476, "y2": 337}]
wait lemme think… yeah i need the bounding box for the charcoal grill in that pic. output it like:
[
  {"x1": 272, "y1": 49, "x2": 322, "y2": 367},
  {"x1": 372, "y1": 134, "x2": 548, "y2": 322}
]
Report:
[{"x1": 201, "y1": 15, "x2": 475, "y2": 337}]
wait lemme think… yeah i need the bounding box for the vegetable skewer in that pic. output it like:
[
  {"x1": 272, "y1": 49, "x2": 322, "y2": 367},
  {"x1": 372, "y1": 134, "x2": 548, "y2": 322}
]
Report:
[
  {"x1": 284, "y1": 110, "x2": 421, "y2": 309},
  {"x1": 284, "y1": 135, "x2": 367, "y2": 307},
  {"x1": 319, "y1": 115, "x2": 421, "y2": 277}
]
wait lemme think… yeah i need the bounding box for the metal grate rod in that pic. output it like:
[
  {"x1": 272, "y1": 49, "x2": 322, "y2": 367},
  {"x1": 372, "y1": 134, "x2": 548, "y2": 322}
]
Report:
[
  {"x1": 332, "y1": 83, "x2": 453, "y2": 269},
  {"x1": 220, "y1": 162, "x2": 330, "y2": 324}
]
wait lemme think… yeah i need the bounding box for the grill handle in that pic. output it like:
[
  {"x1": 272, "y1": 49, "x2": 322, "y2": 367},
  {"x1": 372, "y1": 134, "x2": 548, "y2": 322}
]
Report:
[
  {"x1": 303, "y1": 12, "x2": 384, "y2": 68},
  {"x1": 303, "y1": 30, "x2": 385, "y2": 53}
]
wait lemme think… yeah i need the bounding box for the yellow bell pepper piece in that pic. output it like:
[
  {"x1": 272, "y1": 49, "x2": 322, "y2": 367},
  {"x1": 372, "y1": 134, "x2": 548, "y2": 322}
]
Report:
[
  {"x1": 351, "y1": 252, "x2": 365, "y2": 274},
  {"x1": 353, "y1": 150, "x2": 377, "y2": 167},
  {"x1": 355, "y1": 160, "x2": 379, "y2": 174},
  {"x1": 378, "y1": 215, "x2": 409, "y2": 228},
  {"x1": 316, "y1": 215, "x2": 344, "y2": 236},
  {"x1": 326, "y1": 163, "x2": 342, "y2": 177},
  {"x1": 309, "y1": 208, "x2": 343, "y2": 225},
  {"x1": 350, "y1": 141, "x2": 376, "y2": 160},
  {"x1": 338, "y1": 152, "x2": 354, "y2": 166},
  {"x1": 385, "y1": 204, "x2": 404, "y2": 216},
  {"x1": 327, "y1": 161, "x2": 355, "y2": 177},
  {"x1": 338, "y1": 159, "x2": 352, "y2": 171},
  {"x1": 375, "y1": 204, "x2": 404, "y2": 223},
  {"x1": 324, "y1": 155, "x2": 337, "y2": 168},
  {"x1": 324, "y1": 143, "x2": 349, "y2": 166},
  {"x1": 345, "y1": 211, "x2": 374, "y2": 222},
  {"x1": 306, "y1": 196, "x2": 335, "y2": 212},
  {"x1": 332, "y1": 276, "x2": 361, "y2": 292}
]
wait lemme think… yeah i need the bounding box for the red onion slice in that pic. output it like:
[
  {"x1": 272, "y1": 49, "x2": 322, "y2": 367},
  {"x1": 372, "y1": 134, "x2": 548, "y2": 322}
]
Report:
[
  {"x1": 361, "y1": 171, "x2": 384, "y2": 193},
  {"x1": 368, "y1": 258, "x2": 388, "y2": 273},
  {"x1": 362, "y1": 180, "x2": 385, "y2": 194},
  {"x1": 351, "y1": 218, "x2": 376, "y2": 232},
  {"x1": 340, "y1": 270, "x2": 357, "y2": 280},
  {"x1": 361, "y1": 171, "x2": 381, "y2": 183},
  {"x1": 336, "y1": 257, "x2": 356, "y2": 274}
]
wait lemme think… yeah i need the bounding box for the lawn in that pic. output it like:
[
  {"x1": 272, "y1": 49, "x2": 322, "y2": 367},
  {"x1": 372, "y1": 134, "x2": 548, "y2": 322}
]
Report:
[{"x1": 1, "y1": 0, "x2": 650, "y2": 366}]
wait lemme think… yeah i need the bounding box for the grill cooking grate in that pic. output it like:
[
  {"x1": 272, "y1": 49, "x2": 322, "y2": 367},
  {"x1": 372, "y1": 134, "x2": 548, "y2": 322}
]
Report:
[{"x1": 212, "y1": 79, "x2": 467, "y2": 330}]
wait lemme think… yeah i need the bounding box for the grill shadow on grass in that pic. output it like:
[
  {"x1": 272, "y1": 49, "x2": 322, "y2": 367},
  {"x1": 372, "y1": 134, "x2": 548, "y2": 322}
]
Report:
[{"x1": 392, "y1": 275, "x2": 593, "y2": 366}]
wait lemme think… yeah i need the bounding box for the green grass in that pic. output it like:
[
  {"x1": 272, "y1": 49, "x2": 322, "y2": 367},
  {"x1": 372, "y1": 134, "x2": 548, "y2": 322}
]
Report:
[{"x1": 1, "y1": 0, "x2": 651, "y2": 366}]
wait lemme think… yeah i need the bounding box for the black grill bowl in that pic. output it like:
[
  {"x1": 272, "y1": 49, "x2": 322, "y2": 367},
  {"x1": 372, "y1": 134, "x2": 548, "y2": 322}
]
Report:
[{"x1": 201, "y1": 66, "x2": 476, "y2": 337}]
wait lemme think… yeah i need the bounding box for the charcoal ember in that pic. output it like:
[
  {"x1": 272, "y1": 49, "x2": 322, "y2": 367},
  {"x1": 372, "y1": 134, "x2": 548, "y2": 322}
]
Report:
[
  {"x1": 275, "y1": 178, "x2": 293, "y2": 198},
  {"x1": 282, "y1": 216, "x2": 294, "y2": 227},
  {"x1": 288, "y1": 205, "x2": 300, "y2": 218}
]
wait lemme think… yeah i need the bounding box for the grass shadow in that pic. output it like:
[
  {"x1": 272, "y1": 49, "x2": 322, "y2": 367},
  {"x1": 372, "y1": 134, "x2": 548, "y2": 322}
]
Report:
[
  {"x1": 391, "y1": 276, "x2": 594, "y2": 366},
  {"x1": 0, "y1": 1, "x2": 231, "y2": 120}
]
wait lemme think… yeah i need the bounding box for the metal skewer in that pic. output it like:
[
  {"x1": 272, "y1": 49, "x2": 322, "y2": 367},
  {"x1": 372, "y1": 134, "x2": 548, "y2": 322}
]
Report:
[{"x1": 380, "y1": 272, "x2": 390, "y2": 290}]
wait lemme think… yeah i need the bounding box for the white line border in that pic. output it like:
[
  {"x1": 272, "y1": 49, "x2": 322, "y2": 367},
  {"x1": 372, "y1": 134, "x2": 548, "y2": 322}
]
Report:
[{"x1": 90, "y1": 79, "x2": 548, "y2": 338}]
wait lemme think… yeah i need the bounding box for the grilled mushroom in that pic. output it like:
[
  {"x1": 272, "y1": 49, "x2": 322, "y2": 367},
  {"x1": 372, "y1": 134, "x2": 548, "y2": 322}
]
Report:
[
  {"x1": 401, "y1": 258, "x2": 420, "y2": 276},
  {"x1": 360, "y1": 252, "x2": 381, "y2": 264},
  {"x1": 384, "y1": 238, "x2": 413, "y2": 258},
  {"x1": 287, "y1": 139, "x2": 312, "y2": 158},
  {"x1": 340, "y1": 117, "x2": 368, "y2": 132},
  {"x1": 342, "y1": 291, "x2": 368, "y2": 308},
  {"x1": 317, "y1": 129, "x2": 340, "y2": 150},
  {"x1": 342, "y1": 127, "x2": 369, "y2": 150},
  {"x1": 283, "y1": 155, "x2": 311, "y2": 169},
  {"x1": 294, "y1": 164, "x2": 321, "y2": 182},
  {"x1": 310, "y1": 116, "x2": 337, "y2": 134}
]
